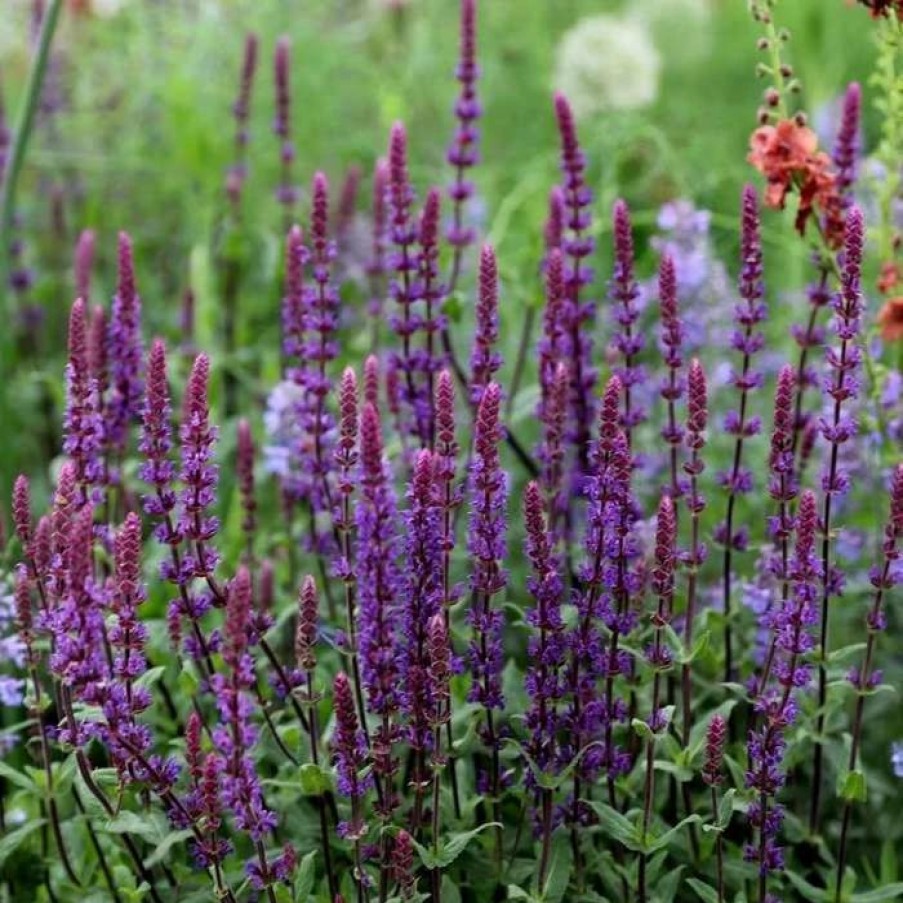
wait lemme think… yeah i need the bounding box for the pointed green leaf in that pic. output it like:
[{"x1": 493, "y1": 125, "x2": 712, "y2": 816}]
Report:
[
  {"x1": 587, "y1": 802, "x2": 640, "y2": 851},
  {"x1": 0, "y1": 818, "x2": 46, "y2": 869},
  {"x1": 143, "y1": 829, "x2": 193, "y2": 868},
  {"x1": 644, "y1": 814, "x2": 702, "y2": 853},
  {"x1": 685, "y1": 879, "x2": 719, "y2": 903},
  {"x1": 852, "y1": 884, "x2": 903, "y2": 902}
]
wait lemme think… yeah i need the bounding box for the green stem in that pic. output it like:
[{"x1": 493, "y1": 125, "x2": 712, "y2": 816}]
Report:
[{"x1": 0, "y1": 0, "x2": 64, "y2": 309}]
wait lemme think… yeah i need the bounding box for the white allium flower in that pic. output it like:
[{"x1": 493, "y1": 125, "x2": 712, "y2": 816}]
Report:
[{"x1": 553, "y1": 15, "x2": 661, "y2": 120}]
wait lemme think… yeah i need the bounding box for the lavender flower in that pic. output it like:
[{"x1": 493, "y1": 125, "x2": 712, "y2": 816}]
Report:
[
  {"x1": 523, "y1": 481, "x2": 565, "y2": 782},
  {"x1": 273, "y1": 36, "x2": 298, "y2": 215},
  {"x1": 331, "y1": 671, "x2": 372, "y2": 838},
  {"x1": 702, "y1": 715, "x2": 726, "y2": 786},
  {"x1": 658, "y1": 254, "x2": 685, "y2": 496},
  {"x1": 399, "y1": 450, "x2": 443, "y2": 754},
  {"x1": 746, "y1": 489, "x2": 819, "y2": 885},
  {"x1": 139, "y1": 339, "x2": 179, "y2": 540},
  {"x1": 467, "y1": 382, "x2": 507, "y2": 712},
  {"x1": 469, "y1": 243, "x2": 502, "y2": 407},
  {"x1": 811, "y1": 209, "x2": 865, "y2": 826},
  {"x1": 415, "y1": 187, "x2": 447, "y2": 444},
  {"x1": 63, "y1": 298, "x2": 104, "y2": 500},
  {"x1": 718, "y1": 185, "x2": 767, "y2": 680},
  {"x1": 355, "y1": 402, "x2": 402, "y2": 815},
  {"x1": 832, "y1": 82, "x2": 861, "y2": 200},
  {"x1": 367, "y1": 157, "x2": 390, "y2": 324},
  {"x1": 227, "y1": 33, "x2": 258, "y2": 204},
  {"x1": 211, "y1": 567, "x2": 277, "y2": 842},
  {"x1": 554, "y1": 92, "x2": 596, "y2": 473},
  {"x1": 610, "y1": 199, "x2": 647, "y2": 446},
  {"x1": 446, "y1": 0, "x2": 481, "y2": 258},
  {"x1": 106, "y1": 232, "x2": 144, "y2": 457},
  {"x1": 74, "y1": 228, "x2": 95, "y2": 303}
]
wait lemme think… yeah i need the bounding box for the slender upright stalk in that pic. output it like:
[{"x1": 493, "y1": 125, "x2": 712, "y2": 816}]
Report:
[
  {"x1": 834, "y1": 465, "x2": 903, "y2": 899},
  {"x1": 719, "y1": 186, "x2": 766, "y2": 683},
  {"x1": 811, "y1": 209, "x2": 864, "y2": 833},
  {"x1": 0, "y1": 0, "x2": 63, "y2": 306}
]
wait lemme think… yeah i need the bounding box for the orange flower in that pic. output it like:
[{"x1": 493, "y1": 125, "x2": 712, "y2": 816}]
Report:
[
  {"x1": 878, "y1": 297, "x2": 903, "y2": 342},
  {"x1": 748, "y1": 118, "x2": 843, "y2": 247},
  {"x1": 878, "y1": 262, "x2": 901, "y2": 296}
]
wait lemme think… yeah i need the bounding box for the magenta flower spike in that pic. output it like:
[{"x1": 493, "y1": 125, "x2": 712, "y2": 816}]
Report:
[
  {"x1": 106, "y1": 231, "x2": 144, "y2": 458},
  {"x1": 469, "y1": 243, "x2": 502, "y2": 407}
]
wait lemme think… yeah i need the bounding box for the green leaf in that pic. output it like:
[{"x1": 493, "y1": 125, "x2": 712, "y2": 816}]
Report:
[
  {"x1": 294, "y1": 850, "x2": 317, "y2": 902},
  {"x1": 587, "y1": 802, "x2": 640, "y2": 851},
  {"x1": 507, "y1": 888, "x2": 533, "y2": 901},
  {"x1": 0, "y1": 759, "x2": 37, "y2": 793},
  {"x1": 413, "y1": 823, "x2": 500, "y2": 869},
  {"x1": 299, "y1": 763, "x2": 331, "y2": 796},
  {"x1": 632, "y1": 718, "x2": 654, "y2": 742},
  {"x1": 134, "y1": 665, "x2": 167, "y2": 691},
  {"x1": 785, "y1": 869, "x2": 829, "y2": 902},
  {"x1": 0, "y1": 818, "x2": 46, "y2": 870},
  {"x1": 143, "y1": 829, "x2": 193, "y2": 868},
  {"x1": 102, "y1": 811, "x2": 163, "y2": 841},
  {"x1": 685, "y1": 878, "x2": 719, "y2": 903},
  {"x1": 644, "y1": 815, "x2": 702, "y2": 854},
  {"x1": 838, "y1": 769, "x2": 867, "y2": 803},
  {"x1": 539, "y1": 835, "x2": 572, "y2": 903},
  {"x1": 717, "y1": 788, "x2": 736, "y2": 828},
  {"x1": 852, "y1": 885, "x2": 903, "y2": 902}
]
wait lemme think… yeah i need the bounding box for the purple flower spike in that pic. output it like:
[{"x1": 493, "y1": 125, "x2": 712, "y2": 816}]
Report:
[
  {"x1": 355, "y1": 402, "x2": 401, "y2": 809},
  {"x1": 64, "y1": 298, "x2": 104, "y2": 500},
  {"x1": 610, "y1": 199, "x2": 646, "y2": 445},
  {"x1": 107, "y1": 231, "x2": 144, "y2": 457},
  {"x1": 212, "y1": 566, "x2": 277, "y2": 842},
  {"x1": 470, "y1": 244, "x2": 502, "y2": 406},
  {"x1": 544, "y1": 187, "x2": 565, "y2": 259},
  {"x1": 392, "y1": 829, "x2": 416, "y2": 899},
  {"x1": 400, "y1": 449, "x2": 443, "y2": 753},
  {"x1": 554, "y1": 92, "x2": 596, "y2": 473},
  {"x1": 702, "y1": 715, "x2": 726, "y2": 786},
  {"x1": 331, "y1": 671, "x2": 372, "y2": 837},
  {"x1": 273, "y1": 36, "x2": 298, "y2": 212},
  {"x1": 415, "y1": 187, "x2": 446, "y2": 444},
  {"x1": 227, "y1": 33, "x2": 258, "y2": 203},
  {"x1": 367, "y1": 157, "x2": 390, "y2": 322},
  {"x1": 295, "y1": 575, "x2": 319, "y2": 673},
  {"x1": 832, "y1": 83, "x2": 861, "y2": 198},
  {"x1": 88, "y1": 305, "x2": 108, "y2": 392},
  {"x1": 12, "y1": 474, "x2": 31, "y2": 551},
  {"x1": 767, "y1": 365, "x2": 797, "y2": 566},
  {"x1": 467, "y1": 382, "x2": 507, "y2": 715},
  {"x1": 139, "y1": 339, "x2": 178, "y2": 529},
  {"x1": 282, "y1": 225, "x2": 307, "y2": 363},
  {"x1": 718, "y1": 186, "x2": 767, "y2": 681},
  {"x1": 296, "y1": 172, "x2": 340, "y2": 520},
  {"x1": 658, "y1": 253, "x2": 685, "y2": 495},
  {"x1": 523, "y1": 481, "x2": 565, "y2": 782},
  {"x1": 446, "y1": 0, "x2": 481, "y2": 254},
  {"x1": 74, "y1": 228, "x2": 95, "y2": 303}
]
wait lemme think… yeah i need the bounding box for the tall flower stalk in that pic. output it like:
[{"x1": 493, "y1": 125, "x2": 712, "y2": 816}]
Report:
[
  {"x1": 810, "y1": 207, "x2": 865, "y2": 832},
  {"x1": 467, "y1": 382, "x2": 507, "y2": 844},
  {"x1": 719, "y1": 185, "x2": 766, "y2": 682},
  {"x1": 834, "y1": 464, "x2": 903, "y2": 899}
]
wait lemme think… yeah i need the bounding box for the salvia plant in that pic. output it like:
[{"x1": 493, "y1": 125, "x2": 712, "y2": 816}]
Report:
[{"x1": 1, "y1": 2, "x2": 903, "y2": 903}]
